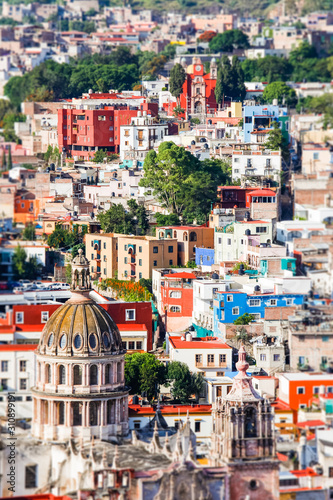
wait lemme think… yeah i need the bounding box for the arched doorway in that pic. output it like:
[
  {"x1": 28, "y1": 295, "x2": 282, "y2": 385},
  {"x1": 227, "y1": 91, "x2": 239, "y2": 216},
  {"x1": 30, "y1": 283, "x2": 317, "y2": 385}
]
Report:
[{"x1": 194, "y1": 101, "x2": 202, "y2": 114}]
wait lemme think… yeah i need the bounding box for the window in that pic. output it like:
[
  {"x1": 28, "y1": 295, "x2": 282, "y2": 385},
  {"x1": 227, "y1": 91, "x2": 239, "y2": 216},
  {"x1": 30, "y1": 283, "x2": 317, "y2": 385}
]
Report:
[
  {"x1": 1, "y1": 379, "x2": 8, "y2": 390},
  {"x1": 227, "y1": 295, "x2": 233, "y2": 302},
  {"x1": 227, "y1": 238, "x2": 232, "y2": 245},
  {"x1": 153, "y1": 260, "x2": 157, "y2": 266},
  {"x1": 19, "y1": 361, "x2": 26, "y2": 372},
  {"x1": 136, "y1": 341, "x2": 142, "y2": 350},
  {"x1": 216, "y1": 372, "x2": 224, "y2": 377},
  {"x1": 91, "y1": 253, "x2": 94, "y2": 260},
  {"x1": 90, "y1": 365, "x2": 98, "y2": 385},
  {"x1": 124, "y1": 270, "x2": 128, "y2": 277},
  {"x1": 153, "y1": 246, "x2": 158, "y2": 253},
  {"x1": 234, "y1": 169, "x2": 239, "y2": 174},
  {"x1": 328, "y1": 387, "x2": 333, "y2": 394},
  {"x1": 299, "y1": 404, "x2": 306, "y2": 409},
  {"x1": 103, "y1": 242, "x2": 106, "y2": 249},
  {"x1": 219, "y1": 354, "x2": 226, "y2": 364},
  {"x1": 232, "y1": 307, "x2": 239, "y2": 315},
  {"x1": 256, "y1": 226, "x2": 267, "y2": 233},
  {"x1": 313, "y1": 152, "x2": 319, "y2": 160},
  {"x1": 170, "y1": 305, "x2": 181, "y2": 313},
  {"x1": 168, "y1": 246, "x2": 173, "y2": 253},
  {"x1": 269, "y1": 299, "x2": 277, "y2": 306},
  {"x1": 124, "y1": 257, "x2": 127, "y2": 264},
  {"x1": 1, "y1": 361, "x2": 8, "y2": 372},
  {"x1": 20, "y1": 379, "x2": 27, "y2": 390},
  {"x1": 196, "y1": 354, "x2": 202, "y2": 365},
  {"x1": 139, "y1": 273, "x2": 142, "y2": 279},
  {"x1": 139, "y1": 246, "x2": 142, "y2": 253},
  {"x1": 124, "y1": 245, "x2": 128, "y2": 251},
  {"x1": 273, "y1": 354, "x2": 280, "y2": 362},
  {"x1": 297, "y1": 387, "x2": 305, "y2": 394},
  {"x1": 122, "y1": 341, "x2": 127, "y2": 350},
  {"x1": 249, "y1": 299, "x2": 260, "y2": 306},
  {"x1": 195, "y1": 421, "x2": 201, "y2": 432},
  {"x1": 59, "y1": 365, "x2": 65, "y2": 384},
  {"x1": 208, "y1": 354, "x2": 214, "y2": 364},
  {"x1": 128, "y1": 341, "x2": 135, "y2": 350},
  {"x1": 313, "y1": 386, "x2": 320, "y2": 394},
  {"x1": 126, "y1": 309, "x2": 136, "y2": 321},
  {"x1": 170, "y1": 291, "x2": 181, "y2": 298},
  {"x1": 260, "y1": 354, "x2": 266, "y2": 361},
  {"x1": 25, "y1": 465, "x2": 37, "y2": 488},
  {"x1": 245, "y1": 116, "x2": 252, "y2": 123},
  {"x1": 16, "y1": 312, "x2": 24, "y2": 324},
  {"x1": 41, "y1": 311, "x2": 49, "y2": 323},
  {"x1": 169, "y1": 259, "x2": 173, "y2": 265},
  {"x1": 139, "y1": 259, "x2": 142, "y2": 266},
  {"x1": 286, "y1": 298, "x2": 293, "y2": 305},
  {"x1": 323, "y1": 335, "x2": 329, "y2": 342},
  {"x1": 73, "y1": 365, "x2": 82, "y2": 385}
]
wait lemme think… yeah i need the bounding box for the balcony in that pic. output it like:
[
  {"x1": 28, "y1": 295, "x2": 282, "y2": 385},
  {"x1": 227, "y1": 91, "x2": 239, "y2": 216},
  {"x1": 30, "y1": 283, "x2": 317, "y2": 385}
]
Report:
[{"x1": 297, "y1": 362, "x2": 310, "y2": 371}]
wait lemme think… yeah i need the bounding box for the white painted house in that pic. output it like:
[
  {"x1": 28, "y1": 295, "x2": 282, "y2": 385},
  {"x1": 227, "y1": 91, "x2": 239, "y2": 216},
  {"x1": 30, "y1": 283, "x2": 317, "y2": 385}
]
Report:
[
  {"x1": 0, "y1": 345, "x2": 36, "y2": 420},
  {"x1": 120, "y1": 112, "x2": 168, "y2": 162},
  {"x1": 192, "y1": 279, "x2": 230, "y2": 334},
  {"x1": 232, "y1": 148, "x2": 282, "y2": 183}
]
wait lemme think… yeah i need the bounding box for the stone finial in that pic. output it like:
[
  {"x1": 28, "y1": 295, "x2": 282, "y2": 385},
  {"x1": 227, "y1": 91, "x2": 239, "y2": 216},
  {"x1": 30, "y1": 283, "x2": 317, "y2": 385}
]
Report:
[
  {"x1": 112, "y1": 445, "x2": 119, "y2": 470},
  {"x1": 102, "y1": 446, "x2": 108, "y2": 467},
  {"x1": 131, "y1": 429, "x2": 138, "y2": 446},
  {"x1": 235, "y1": 344, "x2": 249, "y2": 378},
  {"x1": 173, "y1": 429, "x2": 183, "y2": 462},
  {"x1": 187, "y1": 437, "x2": 196, "y2": 463},
  {"x1": 149, "y1": 420, "x2": 161, "y2": 453},
  {"x1": 163, "y1": 431, "x2": 172, "y2": 457}
]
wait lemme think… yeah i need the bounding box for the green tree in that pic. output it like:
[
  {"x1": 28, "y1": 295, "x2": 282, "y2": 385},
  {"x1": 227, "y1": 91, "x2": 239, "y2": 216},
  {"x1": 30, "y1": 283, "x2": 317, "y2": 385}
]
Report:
[
  {"x1": 22, "y1": 224, "x2": 36, "y2": 241},
  {"x1": 191, "y1": 372, "x2": 205, "y2": 402},
  {"x1": 169, "y1": 63, "x2": 186, "y2": 104},
  {"x1": 155, "y1": 213, "x2": 181, "y2": 226},
  {"x1": 47, "y1": 224, "x2": 76, "y2": 250},
  {"x1": 71, "y1": 243, "x2": 85, "y2": 258},
  {"x1": 215, "y1": 55, "x2": 234, "y2": 105},
  {"x1": 265, "y1": 121, "x2": 289, "y2": 160},
  {"x1": 127, "y1": 199, "x2": 149, "y2": 235},
  {"x1": 233, "y1": 313, "x2": 255, "y2": 325},
  {"x1": 167, "y1": 361, "x2": 193, "y2": 403},
  {"x1": 232, "y1": 56, "x2": 246, "y2": 101},
  {"x1": 140, "y1": 143, "x2": 231, "y2": 222},
  {"x1": 209, "y1": 29, "x2": 249, "y2": 53},
  {"x1": 309, "y1": 93, "x2": 333, "y2": 129},
  {"x1": 97, "y1": 204, "x2": 134, "y2": 234},
  {"x1": 12, "y1": 245, "x2": 27, "y2": 278},
  {"x1": 125, "y1": 353, "x2": 166, "y2": 401},
  {"x1": 262, "y1": 81, "x2": 297, "y2": 106}
]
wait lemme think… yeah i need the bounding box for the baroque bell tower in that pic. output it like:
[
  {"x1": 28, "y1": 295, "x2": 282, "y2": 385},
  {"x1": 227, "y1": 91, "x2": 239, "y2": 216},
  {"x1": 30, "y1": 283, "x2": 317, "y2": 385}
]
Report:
[{"x1": 211, "y1": 345, "x2": 279, "y2": 500}]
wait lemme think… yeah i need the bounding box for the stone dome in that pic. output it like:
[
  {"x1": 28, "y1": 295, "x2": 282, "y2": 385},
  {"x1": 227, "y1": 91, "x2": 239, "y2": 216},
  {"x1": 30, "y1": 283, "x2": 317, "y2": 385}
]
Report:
[{"x1": 38, "y1": 297, "x2": 124, "y2": 357}]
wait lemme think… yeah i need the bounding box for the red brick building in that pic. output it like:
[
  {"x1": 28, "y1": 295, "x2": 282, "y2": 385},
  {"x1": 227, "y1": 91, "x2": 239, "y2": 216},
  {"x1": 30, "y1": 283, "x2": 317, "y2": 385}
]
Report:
[{"x1": 58, "y1": 96, "x2": 158, "y2": 160}]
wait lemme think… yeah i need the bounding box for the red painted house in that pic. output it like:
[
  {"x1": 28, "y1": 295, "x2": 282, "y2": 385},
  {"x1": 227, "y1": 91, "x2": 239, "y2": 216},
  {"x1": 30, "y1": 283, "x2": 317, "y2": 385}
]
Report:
[
  {"x1": 161, "y1": 272, "x2": 195, "y2": 332},
  {"x1": 58, "y1": 99, "x2": 158, "y2": 159},
  {"x1": 0, "y1": 300, "x2": 154, "y2": 351}
]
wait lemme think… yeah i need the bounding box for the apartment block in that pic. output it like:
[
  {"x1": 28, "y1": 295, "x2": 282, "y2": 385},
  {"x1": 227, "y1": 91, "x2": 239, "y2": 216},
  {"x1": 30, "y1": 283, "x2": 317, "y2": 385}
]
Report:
[{"x1": 85, "y1": 233, "x2": 118, "y2": 280}]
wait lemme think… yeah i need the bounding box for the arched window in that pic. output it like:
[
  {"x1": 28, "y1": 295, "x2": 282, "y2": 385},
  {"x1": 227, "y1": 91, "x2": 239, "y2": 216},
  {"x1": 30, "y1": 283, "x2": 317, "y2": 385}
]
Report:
[
  {"x1": 45, "y1": 364, "x2": 51, "y2": 384},
  {"x1": 89, "y1": 402, "x2": 98, "y2": 426},
  {"x1": 244, "y1": 407, "x2": 257, "y2": 438},
  {"x1": 90, "y1": 365, "x2": 98, "y2": 385},
  {"x1": 58, "y1": 365, "x2": 66, "y2": 385},
  {"x1": 117, "y1": 362, "x2": 122, "y2": 384},
  {"x1": 173, "y1": 230, "x2": 177, "y2": 238},
  {"x1": 73, "y1": 365, "x2": 82, "y2": 385},
  {"x1": 58, "y1": 402, "x2": 65, "y2": 425},
  {"x1": 183, "y1": 233, "x2": 188, "y2": 241},
  {"x1": 105, "y1": 364, "x2": 112, "y2": 384},
  {"x1": 72, "y1": 402, "x2": 82, "y2": 426},
  {"x1": 170, "y1": 305, "x2": 181, "y2": 313},
  {"x1": 288, "y1": 230, "x2": 302, "y2": 241},
  {"x1": 107, "y1": 400, "x2": 115, "y2": 424},
  {"x1": 189, "y1": 232, "x2": 197, "y2": 242}
]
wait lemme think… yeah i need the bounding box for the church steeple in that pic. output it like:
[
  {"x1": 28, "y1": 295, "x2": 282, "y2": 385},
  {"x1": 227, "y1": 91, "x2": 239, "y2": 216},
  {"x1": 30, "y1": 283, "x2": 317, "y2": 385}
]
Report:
[{"x1": 211, "y1": 344, "x2": 276, "y2": 463}]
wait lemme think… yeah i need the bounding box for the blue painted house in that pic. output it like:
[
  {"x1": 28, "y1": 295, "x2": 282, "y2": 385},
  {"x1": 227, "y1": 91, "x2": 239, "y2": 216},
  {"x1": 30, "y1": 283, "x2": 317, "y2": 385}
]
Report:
[
  {"x1": 213, "y1": 290, "x2": 304, "y2": 336},
  {"x1": 243, "y1": 105, "x2": 289, "y2": 143},
  {"x1": 195, "y1": 248, "x2": 215, "y2": 269}
]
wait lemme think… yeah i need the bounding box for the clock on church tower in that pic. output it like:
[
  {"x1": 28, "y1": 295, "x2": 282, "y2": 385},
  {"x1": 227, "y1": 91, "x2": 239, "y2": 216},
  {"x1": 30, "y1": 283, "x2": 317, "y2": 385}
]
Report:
[{"x1": 211, "y1": 345, "x2": 279, "y2": 500}]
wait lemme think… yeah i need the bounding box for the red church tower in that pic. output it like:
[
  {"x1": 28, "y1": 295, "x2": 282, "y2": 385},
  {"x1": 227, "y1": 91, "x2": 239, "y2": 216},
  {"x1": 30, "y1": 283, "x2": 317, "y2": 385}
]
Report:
[{"x1": 179, "y1": 57, "x2": 218, "y2": 117}]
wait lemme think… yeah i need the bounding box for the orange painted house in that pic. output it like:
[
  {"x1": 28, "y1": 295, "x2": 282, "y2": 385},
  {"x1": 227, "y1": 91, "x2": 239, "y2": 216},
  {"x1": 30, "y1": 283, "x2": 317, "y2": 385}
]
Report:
[
  {"x1": 278, "y1": 372, "x2": 333, "y2": 422},
  {"x1": 14, "y1": 191, "x2": 40, "y2": 224},
  {"x1": 161, "y1": 272, "x2": 195, "y2": 332}
]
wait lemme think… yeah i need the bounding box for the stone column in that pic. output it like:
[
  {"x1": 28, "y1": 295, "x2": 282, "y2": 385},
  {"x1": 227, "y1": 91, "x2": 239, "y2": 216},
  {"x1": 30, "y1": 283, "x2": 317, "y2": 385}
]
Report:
[
  {"x1": 66, "y1": 401, "x2": 71, "y2": 427},
  {"x1": 82, "y1": 401, "x2": 87, "y2": 427}
]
